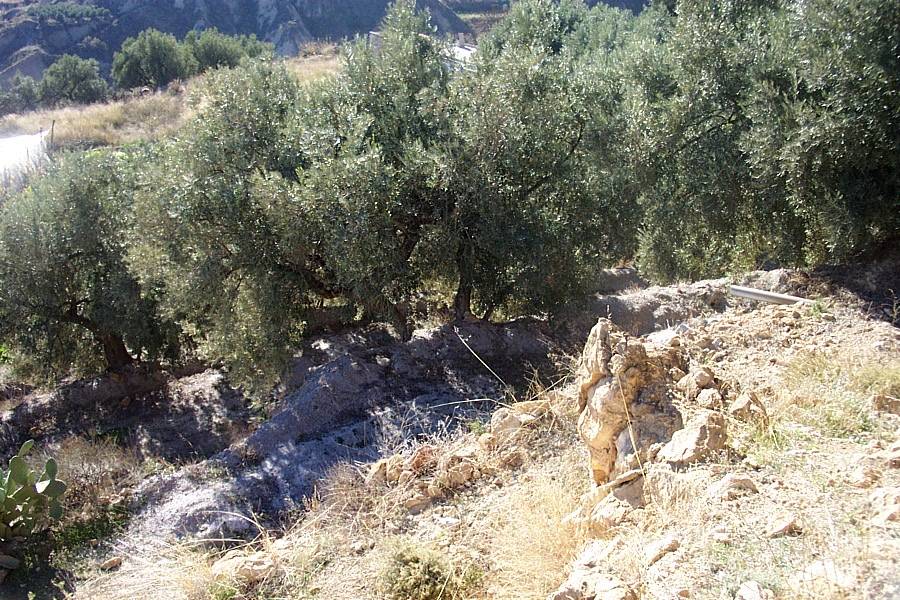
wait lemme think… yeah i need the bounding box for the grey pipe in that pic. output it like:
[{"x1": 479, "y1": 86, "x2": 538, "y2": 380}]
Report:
[{"x1": 728, "y1": 285, "x2": 811, "y2": 305}]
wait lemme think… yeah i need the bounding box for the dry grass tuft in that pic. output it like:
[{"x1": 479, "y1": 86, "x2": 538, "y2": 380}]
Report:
[
  {"x1": 0, "y1": 92, "x2": 190, "y2": 149},
  {"x1": 283, "y1": 49, "x2": 342, "y2": 85},
  {"x1": 485, "y1": 445, "x2": 588, "y2": 599}
]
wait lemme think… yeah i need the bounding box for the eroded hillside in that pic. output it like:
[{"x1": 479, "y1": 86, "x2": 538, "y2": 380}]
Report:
[
  {"x1": 1, "y1": 265, "x2": 897, "y2": 599},
  {"x1": 0, "y1": 0, "x2": 468, "y2": 87}
]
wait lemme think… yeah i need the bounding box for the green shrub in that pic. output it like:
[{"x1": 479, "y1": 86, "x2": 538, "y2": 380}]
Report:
[
  {"x1": 0, "y1": 440, "x2": 66, "y2": 541},
  {"x1": 38, "y1": 54, "x2": 109, "y2": 106},
  {"x1": 379, "y1": 541, "x2": 480, "y2": 600},
  {"x1": 112, "y1": 28, "x2": 198, "y2": 89},
  {"x1": 0, "y1": 150, "x2": 179, "y2": 379},
  {"x1": 184, "y1": 28, "x2": 273, "y2": 71}
]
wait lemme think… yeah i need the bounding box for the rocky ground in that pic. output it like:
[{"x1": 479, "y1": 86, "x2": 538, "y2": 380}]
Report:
[{"x1": 1, "y1": 264, "x2": 898, "y2": 599}]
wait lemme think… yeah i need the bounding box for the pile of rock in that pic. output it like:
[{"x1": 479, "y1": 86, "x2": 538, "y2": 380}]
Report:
[
  {"x1": 550, "y1": 318, "x2": 768, "y2": 599},
  {"x1": 365, "y1": 398, "x2": 553, "y2": 515}
]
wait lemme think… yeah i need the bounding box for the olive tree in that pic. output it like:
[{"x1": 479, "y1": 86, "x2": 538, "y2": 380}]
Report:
[
  {"x1": 38, "y1": 55, "x2": 109, "y2": 106},
  {"x1": 112, "y1": 28, "x2": 197, "y2": 89},
  {"x1": 0, "y1": 152, "x2": 178, "y2": 379},
  {"x1": 128, "y1": 62, "x2": 316, "y2": 387}
]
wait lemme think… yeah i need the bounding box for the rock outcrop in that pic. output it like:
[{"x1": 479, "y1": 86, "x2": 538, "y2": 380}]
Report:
[{"x1": 575, "y1": 318, "x2": 686, "y2": 484}]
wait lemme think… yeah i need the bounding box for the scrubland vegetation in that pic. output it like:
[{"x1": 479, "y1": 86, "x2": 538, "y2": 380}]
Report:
[{"x1": 0, "y1": 0, "x2": 897, "y2": 392}]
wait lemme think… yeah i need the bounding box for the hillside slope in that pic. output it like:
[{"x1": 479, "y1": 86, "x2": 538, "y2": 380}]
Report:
[{"x1": 0, "y1": 0, "x2": 469, "y2": 87}]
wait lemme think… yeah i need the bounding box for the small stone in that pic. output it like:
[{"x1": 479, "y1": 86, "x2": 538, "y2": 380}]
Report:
[
  {"x1": 644, "y1": 534, "x2": 680, "y2": 566},
  {"x1": 697, "y1": 388, "x2": 723, "y2": 409},
  {"x1": 676, "y1": 374, "x2": 700, "y2": 400},
  {"x1": 548, "y1": 571, "x2": 636, "y2": 600},
  {"x1": 734, "y1": 580, "x2": 774, "y2": 600},
  {"x1": 365, "y1": 459, "x2": 389, "y2": 486},
  {"x1": 708, "y1": 473, "x2": 759, "y2": 501},
  {"x1": 406, "y1": 445, "x2": 437, "y2": 474},
  {"x1": 446, "y1": 460, "x2": 475, "y2": 487},
  {"x1": 765, "y1": 514, "x2": 802, "y2": 538},
  {"x1": 693, "y1": 367, "x2": 715, "y2": 388},
  {"x1": 728, "y1": 392, "x2": 768, "y2": 423},
  {"x1": 657, "y1": 410, "x2": 728, "y2": 466},
  {"x1": 0, "y1": 555, "x2": 20, "y2": 570},
  {"x1": 478, "y1": 432, "x2": 497, "y2": 452},
  {"x1": 0, "y1": 569, "x2": 7, "y2": 584},
  {"x1": 675, "y1": 589, "x2": 690, "y2": 598},
  {"x1": 100, "y1": 556, "x2": 123, "y2": 571},
  {"x1": 211, "y1": 551, "x2": 275, "y2": 584},
  {"x1": 404, "y1": 493, "x2": 431, "y2": 514},
  {"x1": 491, "y1": 408, "x2": 525, "y2": 443},
  {"x1": 872, "y1": 394, "x2": 900, "y2": 415}
]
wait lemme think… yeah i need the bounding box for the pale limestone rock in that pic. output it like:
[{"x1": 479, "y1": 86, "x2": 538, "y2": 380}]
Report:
[
  {"x1": 576, "y1": 319, "x2": 685, "y2": 484},
  {"x1": 644, "y1": 534, "x2": 680, "y2": 566},
  {"x1": 676, "y1": 374, "x2": 700, "y2": 400},
  {"x1": 445, "y1": 460, "x2": 475, "y2": 487},
  {"x1": 406, "y1": 444, "x2": 437, "y2": 474},
  {"x1": 790, "y1": 560, "x2": 854, "y2": 594},
  {"x1": 211, "y1": 551, "x2": 275, "y2": 584},
  {"x1": 728, "y1": 392, "x2": 767, "y2": 422},
  {"x1": 567, "y1": 470, "x2": 645, "y2": 533},
  {"x1": 478, "y1": 432, "x2": 497, "y2": 452},
  {"x1": 491, "y1": 408, "x2": 525, "y2": 444},
  {"x1": 657, "y1": 410, "x2": 727, "y2": 466},
  {"x1": 708, "y1": 473, "x2": 759, "y2": 501},
  {"x1": 697, "y1": 388, "x2": 723, "y2": 409},
  {"x1": 403, "y1": 493, "x2": 431, "y2": 514},
  {"x1": 692, "y1": 367, "x2": 715, "y2": 389},
  {"x1": 765, "y1": 514, "x2": 802, "y2": 538},
  {"x1": 734, "y1": 580, "x2": 774, "y2": 600},
  {"x1": 548, "y1": 538, "x2": 634, "y2": 600}
]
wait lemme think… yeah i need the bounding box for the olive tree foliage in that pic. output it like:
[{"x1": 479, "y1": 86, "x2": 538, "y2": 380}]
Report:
[
  {"x1": 435, "y1": 47, "x2": 606, "y2": 319},
  {"x1": 0, "y1": 152, "x2": 179, "y2": 380},
  {"x1": 627, "y1": 0, "x2": 899, "y2": 280},
  {"x1": 111, "y1": 28, "x2": 198, "y2": 89},
  {"x1": 298, "y1": 0, "x2": 453, "y2": 322},
  {"x1": 183, "y1": 28, "x2": 274, "y2": 71},
  {"x1": 129, "y1": 63, "x2": 309, "y2": 388},
  {"x1": 38, "y1": 54, "x2": 109, "y2": 106},
  {"x1": 745, "y1": 0, "x2": 900, "y2": 265}
]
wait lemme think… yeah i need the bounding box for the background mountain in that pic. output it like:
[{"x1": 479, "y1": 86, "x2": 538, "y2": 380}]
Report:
[{"x1": 0, "y1": 0, "x2": 471, "y2": 88}]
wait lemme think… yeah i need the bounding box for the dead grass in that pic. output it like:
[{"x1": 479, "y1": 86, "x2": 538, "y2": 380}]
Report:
[
  {"x1": 283, "y1": 49, "x2": 342, "y2": 85},
  {"x1": 0, "y1": 91, "x2": 190, "y2": 149},
  {"x1": 484, "y1": 445, "x2": 588, "y2": 599}
]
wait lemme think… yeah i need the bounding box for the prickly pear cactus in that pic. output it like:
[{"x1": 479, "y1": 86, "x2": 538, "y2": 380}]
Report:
[{"x1": 0, "y1": 440, "x2": 66, "y2": 541}]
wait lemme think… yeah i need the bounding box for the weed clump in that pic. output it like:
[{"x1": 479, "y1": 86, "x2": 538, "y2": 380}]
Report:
[{"x1": 379, "y1": 541, "x2": 480, "y2": 600}]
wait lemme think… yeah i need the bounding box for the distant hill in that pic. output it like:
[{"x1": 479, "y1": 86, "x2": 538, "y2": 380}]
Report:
[{"x1": 0, "y1": 0, "x2": 471, "y2": 88}]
